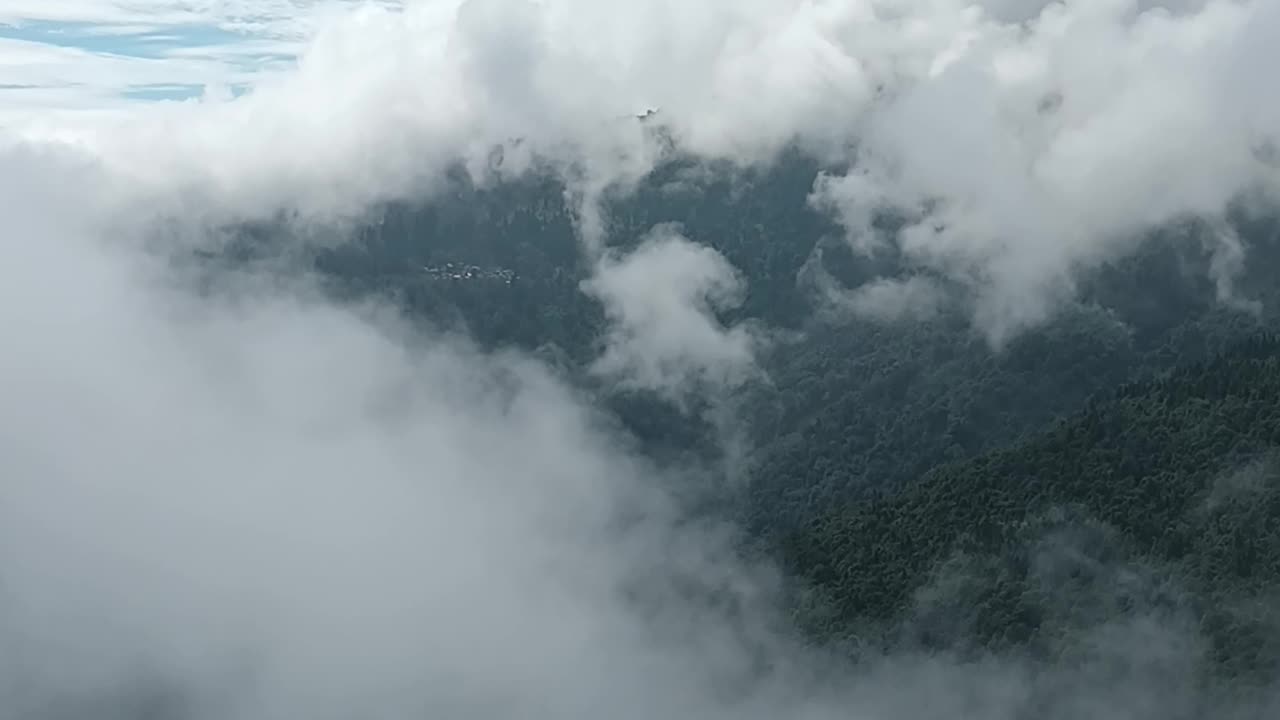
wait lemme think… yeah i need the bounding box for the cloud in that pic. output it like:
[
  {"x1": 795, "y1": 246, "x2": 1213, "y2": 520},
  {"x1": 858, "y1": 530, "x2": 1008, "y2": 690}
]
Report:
[
  {"x1": 2, "y1": 1, "x2": 1280, "y2": 717},
  {"x1": 844, "y1": 276, "x2": 946, "y2": 322},
  {"x1": 0, "y1": 1, "x2": 398, "y2": 126},
  {"x1": 582, "y1": 225, "x2": 760, "y2": 401},
  {"x1": 813, "y1": 0, "x2": 1280, "y2": 341},
  {"x1": 10, "y1": 0, "x2": 1261, "y2": 348},
  {"x1": 0, "y1": 142, "x2": 790, "y2": 719},
  {"x1": 0, "y1": 135, "x2": 1087, "y2": 720}
]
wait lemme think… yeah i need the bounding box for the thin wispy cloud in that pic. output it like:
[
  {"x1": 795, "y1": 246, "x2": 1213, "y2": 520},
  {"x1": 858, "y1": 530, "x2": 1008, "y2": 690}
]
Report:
[{"x1": 0, "y1": 1, "x2": 400, "y2": 119}]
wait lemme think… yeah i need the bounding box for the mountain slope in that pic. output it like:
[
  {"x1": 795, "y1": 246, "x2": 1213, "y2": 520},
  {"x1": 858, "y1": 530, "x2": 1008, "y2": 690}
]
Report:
[{"x1": 784, "y1": 335, "x2": 1280, "y2": 681}]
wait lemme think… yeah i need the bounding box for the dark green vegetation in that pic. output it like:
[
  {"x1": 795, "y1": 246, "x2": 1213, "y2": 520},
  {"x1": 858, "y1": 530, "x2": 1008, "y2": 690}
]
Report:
[
  {"x1": 785, "y1": 338, "x2": 1280, "y2": 682},
  {"x1": 231, "y1": 150, "x2": 1280, "y2": 681}
]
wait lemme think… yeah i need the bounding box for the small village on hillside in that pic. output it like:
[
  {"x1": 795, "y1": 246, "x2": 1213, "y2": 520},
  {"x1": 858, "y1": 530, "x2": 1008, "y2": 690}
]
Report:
[{"x1": 422, "y1": 263, "x2": 515, "y2": 284}]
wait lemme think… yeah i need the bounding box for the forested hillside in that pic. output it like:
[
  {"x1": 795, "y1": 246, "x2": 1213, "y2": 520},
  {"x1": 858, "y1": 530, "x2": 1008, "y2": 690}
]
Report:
[
  {"x1": 288, "y1": 153, "x2": 1280, "y2": 507},
  {"x1": 218, "y1": 151, "x2": 1280, "y2": 684},
  {"x1": 785, "y1": 336, "x2": 1280, "y2": 682}
]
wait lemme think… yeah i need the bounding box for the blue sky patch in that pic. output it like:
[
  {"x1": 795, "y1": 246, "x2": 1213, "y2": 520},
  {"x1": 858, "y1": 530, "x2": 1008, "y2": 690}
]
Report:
[
  {"x1": 0, "y1": 20, "x2": 245, "y2": 59},
  {"x1": 0, "y1": 12, "x2": 309, "y2": 111}
]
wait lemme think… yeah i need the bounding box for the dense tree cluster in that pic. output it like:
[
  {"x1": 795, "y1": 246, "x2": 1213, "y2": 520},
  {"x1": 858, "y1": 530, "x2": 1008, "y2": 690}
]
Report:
[{"x1": 784, "y1": 337, "x2": 1280, "y2": 679}]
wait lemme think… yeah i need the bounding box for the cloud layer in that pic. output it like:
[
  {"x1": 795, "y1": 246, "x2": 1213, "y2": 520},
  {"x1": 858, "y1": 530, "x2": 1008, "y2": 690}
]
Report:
[
  {"x1": 0, "y1": 145, "x2": 787, "y2": 719},
  {"x1": 2, "y1": 1, "x2": 1280, "y2": 717},
  {"x1": 7, "y1": 0, "x2": 1268, "y2": 341},
  {"x1": 584, "y1": 225, "x2": 760, "y2": 400}
]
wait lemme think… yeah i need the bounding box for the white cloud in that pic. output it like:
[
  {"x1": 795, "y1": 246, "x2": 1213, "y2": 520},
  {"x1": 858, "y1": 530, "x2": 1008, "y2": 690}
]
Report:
[
  {"x1": 9, "y1": 0, "x2": 1261, "y2": 341},
  {"x1": 0, "y1": 143, "x2": 782, "y2": 719},
  {"x1": 583, "y1": 226, "x2": 760, "y2": 401},
  {"x1": 0, "y1": 1, "x2": 400, "y2": 122},
  {"x1": 0, "y1": 137, "x2": 1083, "y2": 720},
  {"x1": 846, "y1": 276, "x2": 946, "y2": 322},
  {"x1": 813, "y1": 0, "x2": 1280, "y2": 341},
  {"x1": 0, "y1": 1, "x2": 1279, "y2": 716}
]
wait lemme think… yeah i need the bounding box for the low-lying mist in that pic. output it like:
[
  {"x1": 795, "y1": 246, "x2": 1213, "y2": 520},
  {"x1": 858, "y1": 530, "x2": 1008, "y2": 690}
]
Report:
[
  {"x1": 1, "y1": 142, "x2": 1277, "y2": 720},
  {"x1": 4, "y1": 0, "x2": 1280, "y2": 717}
]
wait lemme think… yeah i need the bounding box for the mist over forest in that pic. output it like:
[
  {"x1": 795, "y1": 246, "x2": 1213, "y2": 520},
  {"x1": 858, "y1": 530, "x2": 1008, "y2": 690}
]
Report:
[{"x1": 3, "y1": 1, "x2": 1280, "y2": 718}]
